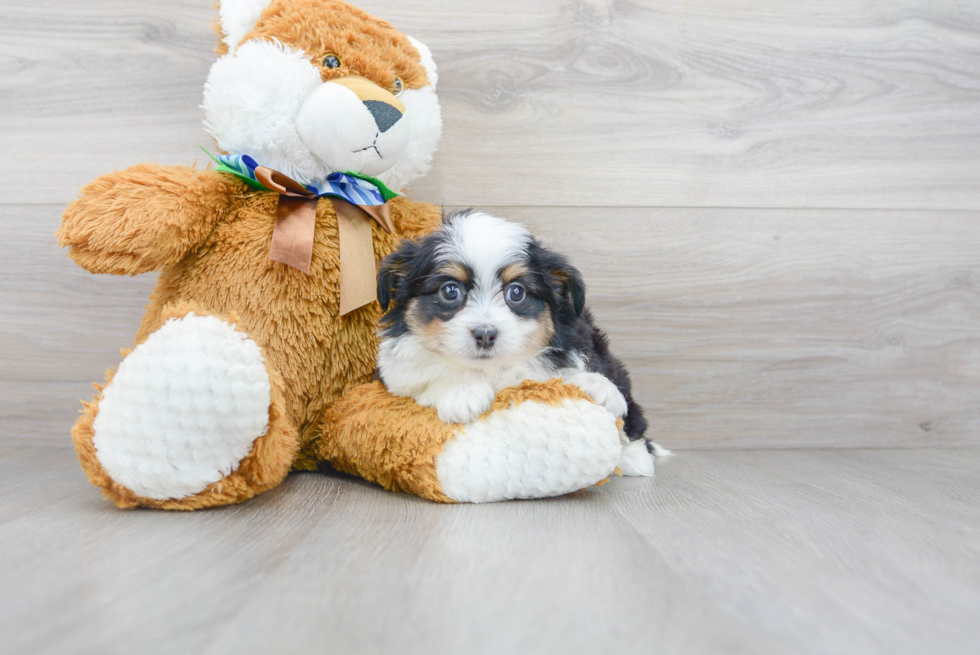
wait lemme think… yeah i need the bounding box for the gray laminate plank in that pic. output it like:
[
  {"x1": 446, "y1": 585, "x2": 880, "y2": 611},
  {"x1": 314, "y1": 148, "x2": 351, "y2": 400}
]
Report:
[
  {"x1": 2, "y1": 447, "x2": 978, "y2": 654},
  {"x1": 196, "y1": 477, "x2": 770, "y2": 655},
  {"x1": 0, "y1": 443, "x2": 87, "y2": 526},
  {"x1": 0, "y1": 447, "x2": 348, "y2": 655},
  {"x1": 8, "y1": 204, "x2": 978, "y2": 450},
  {"x1": 606, "y1": 449, "x2": 980, "y2": 655},
  {"x1": 1, "y1": 0, "x2": 979, "y2": 208},
  {"x1": 0, "y1": 204, "x2": 155, "y2": 446}
]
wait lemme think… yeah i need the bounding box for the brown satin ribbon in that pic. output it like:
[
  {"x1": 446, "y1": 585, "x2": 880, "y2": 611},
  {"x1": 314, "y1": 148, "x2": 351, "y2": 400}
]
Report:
[
  {"x1": 254, "y1": 166, "x2": 393, "y2": 316},
  {"x1": 268, "y1": 195, "x2": 318, "y2": 274}
]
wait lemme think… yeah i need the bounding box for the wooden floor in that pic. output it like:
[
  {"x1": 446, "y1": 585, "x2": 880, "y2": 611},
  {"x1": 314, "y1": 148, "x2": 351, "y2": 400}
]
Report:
[{"x1": 1, "y1": 445, "x2": 977, "y2": 655}]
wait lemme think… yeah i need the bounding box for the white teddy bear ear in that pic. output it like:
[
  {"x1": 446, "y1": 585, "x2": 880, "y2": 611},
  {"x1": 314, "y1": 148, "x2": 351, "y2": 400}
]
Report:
[
  {"x1": 407, "y1": 36, "x2": 438, "y2": 89},
  {"x1": 220, "y1": 0, "x2": 274, "y2": 52}
]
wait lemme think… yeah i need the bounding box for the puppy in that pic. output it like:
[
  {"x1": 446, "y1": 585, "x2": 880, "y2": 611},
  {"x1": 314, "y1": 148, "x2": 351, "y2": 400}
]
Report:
[{"x1": 376, "y1": 211, "x2": 666, "y2": 473}]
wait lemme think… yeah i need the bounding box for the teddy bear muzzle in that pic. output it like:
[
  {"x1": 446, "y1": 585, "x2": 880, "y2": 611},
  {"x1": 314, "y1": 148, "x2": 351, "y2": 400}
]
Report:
[{"x1": 295, "y1": 75, "x2": 411, "y2": 178}]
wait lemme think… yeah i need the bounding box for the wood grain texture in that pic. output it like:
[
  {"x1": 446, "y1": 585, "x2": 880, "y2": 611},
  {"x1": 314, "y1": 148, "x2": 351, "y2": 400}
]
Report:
[
  {"x1": 6, "y1": 203, "x2": 977, "y2": 450},
  {"x1": 1, "y1": 0, "x2": 979, "y2": 208},
  {"x1": 0, "y1": 204, "x2": 156, "y2": 445},
  {"x1": 1, "y1": 445, "x2": 978, "y2": 655},
  {"x1": 505, "y1": 206, "x2": 980, "y2": 449}
]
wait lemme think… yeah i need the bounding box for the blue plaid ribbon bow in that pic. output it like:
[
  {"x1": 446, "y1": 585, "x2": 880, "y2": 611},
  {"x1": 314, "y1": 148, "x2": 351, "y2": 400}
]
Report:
[{"x1": 212, "y1": 153, "x2": 398, "y2": 205}]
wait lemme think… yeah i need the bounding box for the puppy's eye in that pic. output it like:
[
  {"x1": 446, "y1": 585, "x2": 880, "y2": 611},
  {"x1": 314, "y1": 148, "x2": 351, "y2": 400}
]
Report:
[
  {"x1": 440, "y1": 282, "x2": 462, "y2": 302},
  {"x1": 392, "y1": 76, "x2": 404, "y2": 96},
  {"x1": 506, "y1": 283, "x2": 526, "y2": 304},
  {"x1": 323, "y1": 54, "x2": 342, "y2": 69}
]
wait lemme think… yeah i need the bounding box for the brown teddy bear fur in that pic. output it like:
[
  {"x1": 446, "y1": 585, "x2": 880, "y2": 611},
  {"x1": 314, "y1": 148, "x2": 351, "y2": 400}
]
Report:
[
  {"x1": 59, "y1": 164, "x2": 442, "y2": 482},
  {"x1": 216, "y1": 0, "x2": 431, "y2": 93}
]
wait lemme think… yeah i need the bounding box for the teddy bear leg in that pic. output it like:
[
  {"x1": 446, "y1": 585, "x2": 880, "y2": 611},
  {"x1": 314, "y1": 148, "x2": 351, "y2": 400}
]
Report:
[
  {"x1": 434, "y1": 387, "x2": 624, "y2": 502},
  {"x1": 72, "y1": 311, "x2": 298, "y2": 510},
  {"x1": 320, "y1": 380, "x2": 623, "y2": 504}
]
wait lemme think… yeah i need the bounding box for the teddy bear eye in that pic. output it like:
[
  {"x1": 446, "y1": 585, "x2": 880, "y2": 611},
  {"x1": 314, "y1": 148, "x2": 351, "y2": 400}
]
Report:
[
  {"x1": 392, "y1": 76, "x2": 404, "y2": 96},
  {"x1": 323, "y1": 54, "x2": 342, "y2": 69}
]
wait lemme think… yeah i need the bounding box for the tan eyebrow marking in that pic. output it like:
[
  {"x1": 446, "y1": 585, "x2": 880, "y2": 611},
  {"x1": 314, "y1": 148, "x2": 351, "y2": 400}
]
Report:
[
  {"x1": 500, "y1": 262, "x2": 528, "y2": 284},
  {"x1": 438, "y1": 262, "x2": 468, "y2": 283}
]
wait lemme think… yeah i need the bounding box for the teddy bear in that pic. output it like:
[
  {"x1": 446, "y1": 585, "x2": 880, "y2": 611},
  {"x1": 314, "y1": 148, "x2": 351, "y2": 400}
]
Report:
[{"x1": 56, "y1": 0, "x2": 631, "y2": 510}]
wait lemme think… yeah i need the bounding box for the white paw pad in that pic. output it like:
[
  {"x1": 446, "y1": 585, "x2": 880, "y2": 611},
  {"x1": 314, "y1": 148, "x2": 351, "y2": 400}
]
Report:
[
  {"x1": 435, "y1": 398, "x2": 622, "y2": 503},
  {"x1": 567, "y1": 372, "x2": 628, "y2": 418},
  {"x1": 92, "y1": 314, "x2": 271, "y2": 500},
  {"x1": 435, "y1": 383, "x2": 496, "y2": 424}
]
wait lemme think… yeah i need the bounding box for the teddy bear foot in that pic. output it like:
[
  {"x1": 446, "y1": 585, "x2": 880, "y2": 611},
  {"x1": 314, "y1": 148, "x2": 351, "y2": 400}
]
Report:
[
  {"x1": 73, "y1": 311, "x2": 298, "y2": 509},
  {"x1": 435, "y1": 394, "x2": 623, "y2": 503}
]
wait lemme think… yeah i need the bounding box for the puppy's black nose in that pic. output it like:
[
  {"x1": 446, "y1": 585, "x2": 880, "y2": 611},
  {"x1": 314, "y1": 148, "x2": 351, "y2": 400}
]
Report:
[
  {"x1": 363, "y1": 100, "x2": 403, "y2": 133},
  {"x1": 473, "y1": 325, "x2": 498, "y2": 349}
]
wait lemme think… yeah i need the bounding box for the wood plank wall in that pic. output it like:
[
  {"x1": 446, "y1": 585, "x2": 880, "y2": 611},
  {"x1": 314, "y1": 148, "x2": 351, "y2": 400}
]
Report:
[{"x1": 2, "y1": 0, "x2": 978, "y2": 449}]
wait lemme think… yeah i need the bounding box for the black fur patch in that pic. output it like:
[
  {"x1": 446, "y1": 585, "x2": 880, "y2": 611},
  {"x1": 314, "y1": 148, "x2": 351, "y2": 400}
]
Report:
[{"x1": 524, "y1": 239, "x2": 648, "y2": 441}]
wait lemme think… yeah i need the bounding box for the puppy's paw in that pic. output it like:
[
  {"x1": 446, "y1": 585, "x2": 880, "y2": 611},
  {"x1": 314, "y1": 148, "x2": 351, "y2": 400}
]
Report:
[
  {"x1": 436, "y1": 383, "x2": 496, "y2": 424},
  {"x1": 567, "y1": 372, "x2": 628, "y2": 418},
  {"x1": 619, "y1": 438, "x2": 656, "y2": 477}
]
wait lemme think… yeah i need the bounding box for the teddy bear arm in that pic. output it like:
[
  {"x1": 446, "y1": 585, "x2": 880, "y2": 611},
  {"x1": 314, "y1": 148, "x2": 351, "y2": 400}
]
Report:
[
  {"x1": 57, "y1": 163, "x2": 239, "y2": 275},
  {"x1": 319, "y1": 382, "x2": 457, "y2": 502}
]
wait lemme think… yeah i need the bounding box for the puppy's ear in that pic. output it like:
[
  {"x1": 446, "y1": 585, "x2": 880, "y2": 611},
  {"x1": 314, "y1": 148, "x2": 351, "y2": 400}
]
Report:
[
  {"x1": 552, "y1": 264, "x2": 586, "y2": 316},
  {"x1": 442, "y1": 208, "x2": 474, "y2": 226},
  {"x1": 531, "y1": 241, "x2": 587, "y2": 316},
  {"x1": 377, "y1": 241, "x2": 418, "y2": 312}
]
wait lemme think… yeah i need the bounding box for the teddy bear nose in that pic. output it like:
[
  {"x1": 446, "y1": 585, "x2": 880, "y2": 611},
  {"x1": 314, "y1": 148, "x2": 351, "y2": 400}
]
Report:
[
  {"x1": 472, "y1": 325, "x2": 498, "y2": 350},
  {"x1": 363, "y1": 100, "x2": 403, "y2": 133}
]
